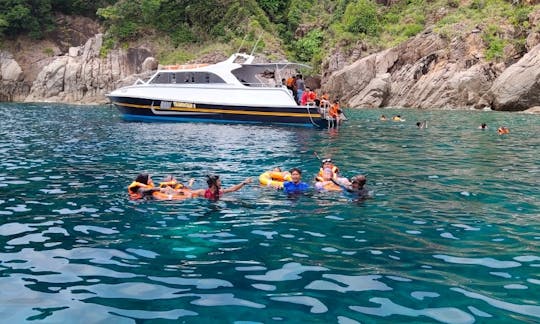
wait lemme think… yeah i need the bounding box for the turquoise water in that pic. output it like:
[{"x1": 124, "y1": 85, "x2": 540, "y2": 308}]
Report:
[{"x1": 0, "y1": 103, "x2": 539, "y2": 323}]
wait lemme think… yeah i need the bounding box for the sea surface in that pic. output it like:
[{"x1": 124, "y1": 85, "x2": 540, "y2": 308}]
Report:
[{"x1": 0, "y1": 103, "x2": 539, "y2": 323}]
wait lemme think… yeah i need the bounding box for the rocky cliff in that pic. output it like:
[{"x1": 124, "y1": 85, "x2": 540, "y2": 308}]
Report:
[
  {"x1": 2, "y1": 10, "x2": 540, "y2": 111},
  {"x1": 0, "y1": 33, "x2": 155, "y2": 104},
  {"x1": 322, "y1": 9, "x2": 540, "y2": 111}
]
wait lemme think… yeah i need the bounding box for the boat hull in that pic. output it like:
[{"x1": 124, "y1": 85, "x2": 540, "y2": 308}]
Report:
[{"x1": 109, "y1": 96, "x2": 329, "y2": 128}]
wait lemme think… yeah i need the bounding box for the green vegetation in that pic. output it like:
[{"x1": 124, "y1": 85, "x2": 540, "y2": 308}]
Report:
[
  {"x1": 0, "y1": 0, "x2": 114, "y2": 39},
  {"x1": 1, "y1": 0, "x2": 540, "y2": 66}
]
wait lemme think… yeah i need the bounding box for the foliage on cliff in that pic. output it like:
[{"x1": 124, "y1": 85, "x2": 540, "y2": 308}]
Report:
[{"x1": 1, "y1": 0, "x2": 539, "y2": 69}]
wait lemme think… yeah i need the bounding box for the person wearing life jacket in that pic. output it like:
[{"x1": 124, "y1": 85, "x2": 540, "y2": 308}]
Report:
[
  {"x1": 316, "y1": 158, "x2": 340, "y2": 182},
  {"x1": 155, "y1": 174, "x2": 195, "y2": 199},
  {"x1": 497, "y1": 126, "x2": 510, "y2": 134},
  {"x1": 315, "y1": 167, "x2": 342, "y2": 191},
  {"x1": 286, "y1": 75, "x2": 297, "y2": 99},
  {"x1": 158, "y1": 175, "x2": 194, "y2": 191},
  {"x1": 329, "y1": 99, "x2": 342, "y2": 127},
  {"x1": 190, "y1": 175, "x2": 252, "y2": 201},
  {"x1": 128, "y1": 173, "x2": 157, "y2": 199}
]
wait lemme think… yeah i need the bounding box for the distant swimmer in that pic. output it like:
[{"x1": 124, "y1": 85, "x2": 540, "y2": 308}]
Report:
[
  {"x1": 128, "y1": 173, "x2": 157, "y2": 199},
  {"x1": 497, "y1": 126, "x2": 510, "y2": 135},
  {"x1": 380, "y1": 115, "x2": 387, "y2": 121},
  {"x1": 392, "y1": 115, "x2": 405, "y2": 122},
  {"x1": 478, "y1": 123, "x2": 488, "y2": 130},
  {"x1": 283, "y1": 168, "x2": 310, "y2": 194},
  {"x1": 190, "y1": 175, "x2": 252, "y2": 200},
  {"x1": 416, "y1": 120, "x2": 427, "y2": 129}
]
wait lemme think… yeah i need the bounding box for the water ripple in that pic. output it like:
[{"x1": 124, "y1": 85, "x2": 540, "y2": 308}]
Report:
[{"x1": 0, "y1": 104, "x2": 538, "y2": 322}]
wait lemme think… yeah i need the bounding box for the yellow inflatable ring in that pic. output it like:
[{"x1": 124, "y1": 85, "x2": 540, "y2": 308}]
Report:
[
  {"x1": 259, "y1": 171, "x2": 292, "y2": 189},
  {"x1": 152, "y1": 189, "x2": 191, "y2": 201}
]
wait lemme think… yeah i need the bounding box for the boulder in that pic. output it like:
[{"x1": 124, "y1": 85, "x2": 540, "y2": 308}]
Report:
[
  {"x1": 486, "y1": 43, "x2": 540, "y2": 111},
  {"x1": 0, "y1": 52, "x2": 24, "y2": 81},
  {"x1": 521, "y1": 106, "x2": 540, "y2": 114},
  {"x1": 25, "y1": 34, "x2": 154, "y2": 104}
]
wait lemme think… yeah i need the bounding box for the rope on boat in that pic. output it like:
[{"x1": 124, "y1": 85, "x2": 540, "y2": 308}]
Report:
[{"x1": 306, "y1": 106, "x2": 318, "y2": 127}]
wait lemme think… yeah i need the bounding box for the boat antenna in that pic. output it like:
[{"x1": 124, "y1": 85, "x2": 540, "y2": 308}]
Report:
[
  {"x1": 237, "y1": 34, "x2": 248, "y2": 54},
  {"x1": 250, "y1": 34, "x2": 263, "y2": 57}
]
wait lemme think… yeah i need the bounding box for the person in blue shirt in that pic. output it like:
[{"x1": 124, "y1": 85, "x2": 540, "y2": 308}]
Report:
[{"x1": 283, "y1": 168, "x2": 310, "y2": 194}]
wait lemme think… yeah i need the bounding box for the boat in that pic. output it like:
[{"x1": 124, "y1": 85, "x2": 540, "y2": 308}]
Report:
[{"x1": 107, "y1": 52, "x2": 332, "y2": 128}]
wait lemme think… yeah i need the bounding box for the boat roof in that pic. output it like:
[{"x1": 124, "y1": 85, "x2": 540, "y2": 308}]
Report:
[
  {"x1": 158, "y1": 53, "x2": 311, "y2": 72},
  {"x1": 240, "y1": 62, "x2": 311, "y2": 70}
]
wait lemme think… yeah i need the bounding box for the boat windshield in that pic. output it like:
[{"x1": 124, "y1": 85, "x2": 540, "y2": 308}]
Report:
[
  {"x1": 149, "y1": 72, "x2": 226, "y2": 84},
  {"x1": 231, "y1": 65, "x2": 283, "y2": 87}
]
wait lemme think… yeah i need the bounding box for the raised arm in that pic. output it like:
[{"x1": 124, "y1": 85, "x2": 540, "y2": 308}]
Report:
[{"x1": 222, "y1": 177, "x2": 252, "y2": 193}]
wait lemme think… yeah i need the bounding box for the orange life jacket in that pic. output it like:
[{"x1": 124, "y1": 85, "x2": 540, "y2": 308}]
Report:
[
  {"x1": 152, "y1": 189, "x2": 191, "y2": 201},
  {"x1": 316, "y1": 166, "x2": 339, "y2": 182},
  {"x1": 329, "y1": 103, "x2": 339, "y2": 118},
  {"x1": 286, "y1": 77, "x2": 295, "y2": 87},
  {"x1": 159, "y1": 180, "x2": 183, "y2": 190},
  {"x1": 128, "y1": 181, "x2": 154, "y2": 199}
]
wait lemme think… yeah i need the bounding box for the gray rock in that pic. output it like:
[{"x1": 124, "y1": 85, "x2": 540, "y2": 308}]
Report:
[
  {"x1": 25, "y1": 34, "x2": 154, "y2": 104},
  {"x1": 0, "y1": 52, "x2": 24, "y2": 81},
  {"x1": 486, "y1": 43, "x2": 540, "y2": 111},
  {"x1": 322, "y1": 32, "x2": 510, "y2": 110}
]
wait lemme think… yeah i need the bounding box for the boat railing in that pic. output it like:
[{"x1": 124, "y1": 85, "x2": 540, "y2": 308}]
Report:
[{"x1": 242, "y1": 82, "x2": 286, "y2": 88}]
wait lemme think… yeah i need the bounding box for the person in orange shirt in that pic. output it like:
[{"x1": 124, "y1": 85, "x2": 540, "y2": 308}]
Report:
[{"x1": 329, "y1": 99, "x2": 341, "y2": 127}]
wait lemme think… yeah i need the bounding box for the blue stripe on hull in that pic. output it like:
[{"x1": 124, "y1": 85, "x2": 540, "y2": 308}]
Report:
[
  {"x1": 110, "y1": 96, "x2": 329, "y2": 128},
  {"x1": 121, "y1": 113, "x2": 314, "y2": 127}
]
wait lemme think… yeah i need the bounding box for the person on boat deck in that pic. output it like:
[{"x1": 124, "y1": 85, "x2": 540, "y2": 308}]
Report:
[
  {"x1": 128, "y1": 173, "x2": 157, "y2": 199},
  {"x1": 190, "y1": 175, "x2": 252, "y2": 200},
  {"x1": 158, "y1": 175, "x2": 194, "y2": 194},
  {"x1": 286, "y1": 75, "x2": 297, "y2": 100},
  {"x1": 295, "y1": 74, "x2": 305, "y2": 104},
  {"x1": 283, "y1": 168, "x2": 310, "y2": 194},
  {"x1": 329, "y1": 99, "x2": 342, "y2": 126},
  {"x1": 478, "y1": 123, "x2": 488, "y2": 130},
  {"x1": 300, "y1": 87, "x2": 315, "y2": 106}
]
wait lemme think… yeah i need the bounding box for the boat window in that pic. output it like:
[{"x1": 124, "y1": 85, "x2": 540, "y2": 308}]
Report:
[
  {"x1": 151, "y1": 73, "x2": 171, "y2": 84},
  {"x1": 150, "y1": 72, "x2": 225, "y2": 84}
]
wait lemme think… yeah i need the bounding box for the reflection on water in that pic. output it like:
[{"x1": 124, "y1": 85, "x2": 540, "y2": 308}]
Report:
[{"x1": 0, "y1": 103, "x2": 539, "y2": 322}]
